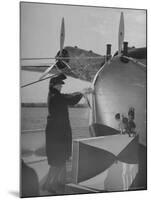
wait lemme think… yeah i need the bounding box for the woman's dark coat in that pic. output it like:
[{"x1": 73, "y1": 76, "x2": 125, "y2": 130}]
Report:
[{"x1": 45, "y1": 87, "x2": 83, "y2": 166}]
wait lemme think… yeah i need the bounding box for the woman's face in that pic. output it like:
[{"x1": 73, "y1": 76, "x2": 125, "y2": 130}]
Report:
[{"x1": 53, "y1": 84, "x2": 63, "y2": 91}]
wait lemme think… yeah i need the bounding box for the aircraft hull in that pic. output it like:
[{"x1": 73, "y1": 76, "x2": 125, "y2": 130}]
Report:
[{"x1": 90, "y1": 56, "x2": 146, "y2": 146}]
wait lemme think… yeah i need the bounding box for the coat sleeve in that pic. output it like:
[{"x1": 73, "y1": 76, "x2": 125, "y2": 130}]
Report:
[{"x1": 63, "y1": 92, "x2": 83, "y2": 106}]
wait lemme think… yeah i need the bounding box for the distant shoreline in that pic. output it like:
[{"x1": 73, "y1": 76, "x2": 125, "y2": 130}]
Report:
[{"x1": 21, "y1": 103, "x2": 88, "y2": 108}]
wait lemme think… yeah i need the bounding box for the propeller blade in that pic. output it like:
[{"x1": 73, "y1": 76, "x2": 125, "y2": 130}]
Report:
[
  {"x1": 57, "y1": 60, "x2": 78, "y2": 78},
  {"x1": 39, "y1": 62, "x2": 57, "y2": 80},
  {"x1": 118, "y1": 12, "x2": 124, "y2": 55},
  {"x1": 60, "y1": 17, "x2": 65, "y2": 56}
]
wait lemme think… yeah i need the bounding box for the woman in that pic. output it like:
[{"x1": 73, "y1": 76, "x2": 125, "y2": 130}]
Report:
[{"x1": 43, "y1": 73, "x2": 84, "y2": 194}]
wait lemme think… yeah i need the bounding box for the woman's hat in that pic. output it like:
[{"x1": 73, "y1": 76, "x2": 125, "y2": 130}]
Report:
[{"x1": 49, "y1": 73, "x2": 67, "y2": 86}]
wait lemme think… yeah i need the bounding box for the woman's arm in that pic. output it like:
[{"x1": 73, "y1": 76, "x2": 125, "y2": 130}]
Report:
[
  {"x1": 62, "y1": 87, "x2": 93, "y2": 106},
  {"x1": 63, "y1": 92, "x2": 83, "y2": 106}
]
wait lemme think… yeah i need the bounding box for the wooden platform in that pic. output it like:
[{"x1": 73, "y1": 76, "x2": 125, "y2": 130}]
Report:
[{"x1": 70, "y1": 134, "x2": 139, "y2": 192}]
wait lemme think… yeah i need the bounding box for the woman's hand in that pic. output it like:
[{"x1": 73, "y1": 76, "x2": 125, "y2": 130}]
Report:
[{"x1": 81, "y1": 87, "x2": 94, "y2": 95}]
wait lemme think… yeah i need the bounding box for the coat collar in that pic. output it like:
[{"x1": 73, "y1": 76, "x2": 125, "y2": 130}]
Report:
[{"x1": 49, "y1": 87, "x2": 61, "y2": 95}]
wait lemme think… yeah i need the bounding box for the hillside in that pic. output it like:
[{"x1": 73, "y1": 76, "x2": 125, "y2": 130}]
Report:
[{"x1": 56, "y1": 46, "x2": 105, "y2": 81}]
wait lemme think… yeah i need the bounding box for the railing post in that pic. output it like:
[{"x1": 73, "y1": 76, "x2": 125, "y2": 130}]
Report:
[
  {"x1": 120, "y1": 41, "x2": 129, "y2": 63},
  {"x1": 123, "y1": 41, "x2": 128, "y2": 56},
  {"x1": 106, "y1": 44, "x2": 112, "y2": 61}
]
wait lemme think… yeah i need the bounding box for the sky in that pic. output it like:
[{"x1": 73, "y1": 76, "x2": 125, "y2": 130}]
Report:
[{"x1": 20, "y1": 2, "x2": 146, "y2": 65}]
